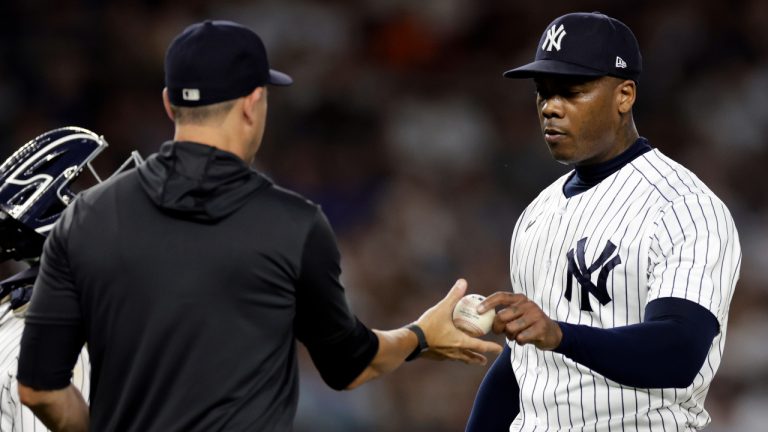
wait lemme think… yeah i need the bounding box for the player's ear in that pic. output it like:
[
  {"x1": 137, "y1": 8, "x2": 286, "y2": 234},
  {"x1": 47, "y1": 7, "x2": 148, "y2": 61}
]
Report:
[
  {"x1": 616, "y1": 80, "x2": 636, "y2": 114},
  {"x1": 241, "y1": 87, "x2": 266, "y2": 125},
  {"x1": 162, "y1": 88, "x2": 175, "y2": 122}
]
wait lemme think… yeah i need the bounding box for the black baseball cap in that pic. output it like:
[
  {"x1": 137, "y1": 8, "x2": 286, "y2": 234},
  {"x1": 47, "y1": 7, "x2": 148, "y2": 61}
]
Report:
[
  {"x1": 504, "y1": 12, "x2": 642, "y2": 82},
  {"x1": 165, "y1": 20, "x2": 293, "y2": 107}
]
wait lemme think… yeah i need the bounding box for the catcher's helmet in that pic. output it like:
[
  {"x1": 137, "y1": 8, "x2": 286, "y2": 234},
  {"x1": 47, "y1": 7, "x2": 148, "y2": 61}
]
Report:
[{"x1": 0, "y1": 127, "x2": 107, "y2": 262}]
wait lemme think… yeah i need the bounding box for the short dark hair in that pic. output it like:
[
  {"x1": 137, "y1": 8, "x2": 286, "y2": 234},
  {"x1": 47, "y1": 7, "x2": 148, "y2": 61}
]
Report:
[{"x1": 170, "y1": 99, "x2": 236, "y2": 125}]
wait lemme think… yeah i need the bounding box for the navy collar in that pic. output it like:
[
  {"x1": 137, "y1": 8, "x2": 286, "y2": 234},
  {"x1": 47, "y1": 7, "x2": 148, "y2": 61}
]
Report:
[{"x1": 563, "y1": 137, "x2": 652, "y2": 198}]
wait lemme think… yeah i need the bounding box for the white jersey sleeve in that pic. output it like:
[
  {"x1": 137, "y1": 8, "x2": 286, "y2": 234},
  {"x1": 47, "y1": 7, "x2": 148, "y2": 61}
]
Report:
[{"x1": 646, "y1": 184, "x2": 741, "y2": 325}]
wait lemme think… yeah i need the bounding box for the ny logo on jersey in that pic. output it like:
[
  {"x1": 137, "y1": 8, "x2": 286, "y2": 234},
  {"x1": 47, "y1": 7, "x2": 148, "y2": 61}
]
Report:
[
  {"x1": 542, "y1": 24, "x2": 566, "y2": 52},
  {"x1": 565, "y1": 237, "x2": 622, "y2": 312}
]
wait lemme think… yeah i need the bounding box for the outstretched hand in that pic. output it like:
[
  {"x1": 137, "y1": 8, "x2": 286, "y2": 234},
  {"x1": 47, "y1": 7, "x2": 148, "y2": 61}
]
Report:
[
  {"x1": 477, "y1": 292, "x2": 562, "y2": 350},
  {"x1": 415, "y1": 279, "x2": 503, "y2": 365}
]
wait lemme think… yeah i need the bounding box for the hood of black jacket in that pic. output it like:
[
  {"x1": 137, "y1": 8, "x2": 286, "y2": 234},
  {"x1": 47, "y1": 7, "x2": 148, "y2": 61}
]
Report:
[{"x1": 137, "y1": 141, "x2": 271, "y2": 222}]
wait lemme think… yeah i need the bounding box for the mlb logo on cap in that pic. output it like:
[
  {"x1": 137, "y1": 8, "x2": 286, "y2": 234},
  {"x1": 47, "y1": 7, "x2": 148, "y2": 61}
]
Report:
[
  {"x1": 182, "y1": 89, "x2": 201, "y2": 101},
  {"x1": 504, "y1": 12, "x2": 642, "y2": 82}
]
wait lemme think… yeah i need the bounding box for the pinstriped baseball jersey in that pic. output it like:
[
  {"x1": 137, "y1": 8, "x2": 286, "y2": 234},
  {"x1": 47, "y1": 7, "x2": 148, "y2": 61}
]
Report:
[
  {"x1": 507, "y1": 149, "x2": 741, "y2": 431},
  {"x1": 0, "y1": 307, "x2": 90, "y2": 431}
]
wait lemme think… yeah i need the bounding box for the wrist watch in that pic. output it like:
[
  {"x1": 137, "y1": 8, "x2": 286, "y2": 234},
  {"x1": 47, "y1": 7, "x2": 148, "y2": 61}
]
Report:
[{"x1": 405, "y1": 323, "x2": 428, "y2": 361}]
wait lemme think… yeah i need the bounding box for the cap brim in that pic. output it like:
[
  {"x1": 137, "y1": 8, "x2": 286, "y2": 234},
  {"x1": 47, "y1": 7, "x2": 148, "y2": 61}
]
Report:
[
  {"x1": 268, "y1": 69, "x2": 293, "y2": 86},
  {"x1": 503, "y1": 60, "x2": 605, "y2": 79}
]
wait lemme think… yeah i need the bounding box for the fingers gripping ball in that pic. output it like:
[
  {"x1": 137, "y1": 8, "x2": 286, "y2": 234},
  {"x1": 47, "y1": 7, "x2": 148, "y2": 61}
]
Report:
[{"x1": 453, "y1": 294, "x2": 495, "y2": 337}]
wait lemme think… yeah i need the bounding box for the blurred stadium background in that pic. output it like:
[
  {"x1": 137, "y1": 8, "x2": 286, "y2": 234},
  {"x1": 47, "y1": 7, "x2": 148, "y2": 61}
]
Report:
[{"x1": 0, "y1": 0, "x2": 765, "y2": 431}]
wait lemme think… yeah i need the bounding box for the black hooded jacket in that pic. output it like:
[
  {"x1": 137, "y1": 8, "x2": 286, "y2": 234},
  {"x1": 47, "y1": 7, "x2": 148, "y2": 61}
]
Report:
[
  {"x1": 19, "y1": 141, "x2": 378, "y2": 432},
  {"x1": 138, "y1": 141, "x2": 269, "y2": 222}
]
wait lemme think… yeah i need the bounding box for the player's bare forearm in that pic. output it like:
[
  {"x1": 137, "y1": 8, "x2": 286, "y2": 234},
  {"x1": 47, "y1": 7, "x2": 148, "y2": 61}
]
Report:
[
  {"x1": 478, "y1": 292, "x2": 562, "y2": 350},
  {"x1": 345, "y1": 328, "x2": 415, "y2": 389},
  {"x1": 346, "y1": 280, "x2": 503, "y2": 390},
  {"x1": 18, "y1": 383, "x2": 89, "y2": 432}
]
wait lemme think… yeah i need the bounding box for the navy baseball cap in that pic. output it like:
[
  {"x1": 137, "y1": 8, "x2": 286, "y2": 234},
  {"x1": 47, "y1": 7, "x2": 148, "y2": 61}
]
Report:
[
  {"x1": 165, "y1": 20, "x2": 293, "y2": 107},
  {"x1": 504, "y1": 12, "x2": 642, "y2": 82}
]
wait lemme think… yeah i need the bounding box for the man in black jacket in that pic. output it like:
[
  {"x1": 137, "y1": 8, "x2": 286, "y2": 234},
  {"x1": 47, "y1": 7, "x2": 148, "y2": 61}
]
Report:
[{"x1": 16, "y1": 20, "x2": 502, "y2": 432}]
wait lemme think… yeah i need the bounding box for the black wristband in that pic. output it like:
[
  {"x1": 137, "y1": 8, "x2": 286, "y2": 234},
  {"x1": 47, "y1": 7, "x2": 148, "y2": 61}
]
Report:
[{"x1": 405, "y1": 323, "x2": 428, "y2": 362}]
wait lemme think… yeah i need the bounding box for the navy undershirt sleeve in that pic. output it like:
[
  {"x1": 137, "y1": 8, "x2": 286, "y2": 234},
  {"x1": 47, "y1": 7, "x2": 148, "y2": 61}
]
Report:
[
  {"x1": 294, "y1": 211, "x2": 378, "y2": 391},
  {"x1": 554, "y1": 297, "x2": 719, "y2": 388},
  {"x1": 465, "y1": 344, "x2": 520, "y2": 432}
]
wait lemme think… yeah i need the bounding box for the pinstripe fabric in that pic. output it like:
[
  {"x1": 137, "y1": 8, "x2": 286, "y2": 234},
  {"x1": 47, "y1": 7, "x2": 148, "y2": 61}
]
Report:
[
  {"x1": 508, "y1": 149, "x2": 741, "y2": 432},
  {"x1": 0, "y1": 308, "x2": 90, "y2": 431}
]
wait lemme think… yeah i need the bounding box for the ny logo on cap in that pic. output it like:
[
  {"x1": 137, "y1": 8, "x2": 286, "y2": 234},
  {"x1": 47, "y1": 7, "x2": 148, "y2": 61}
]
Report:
[{"x1": 542, "y1": 24, "x2": 566, "y2": 52}]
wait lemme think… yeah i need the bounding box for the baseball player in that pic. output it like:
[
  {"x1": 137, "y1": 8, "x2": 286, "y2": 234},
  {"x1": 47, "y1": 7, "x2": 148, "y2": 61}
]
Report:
[
  {"x1": 0, "y1": 127, "x2": 129, "y2": 430},
  {"x1": 466, "y1": 12, "x2": 741, "y2": 431}
]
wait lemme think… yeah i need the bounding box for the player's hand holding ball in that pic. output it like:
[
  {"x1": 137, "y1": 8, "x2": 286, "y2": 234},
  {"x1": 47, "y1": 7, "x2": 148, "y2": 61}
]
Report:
[
  {"x1": 453, "y1": 294, "x2": 496, "y2": 337},
  {"x1": 477, "y1": 292, "x2": 563, "y2": 350},
  {"x1": 414, "y1": 279, "x2": 503, "y2": 365}
]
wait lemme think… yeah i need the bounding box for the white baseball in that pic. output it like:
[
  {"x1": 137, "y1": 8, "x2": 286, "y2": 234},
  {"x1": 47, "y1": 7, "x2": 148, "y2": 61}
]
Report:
[{"x1": 452, "y1": 294, "x2": 495, "y2": 337}]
